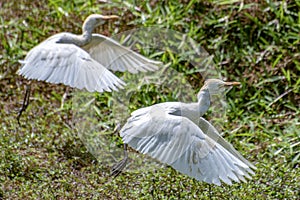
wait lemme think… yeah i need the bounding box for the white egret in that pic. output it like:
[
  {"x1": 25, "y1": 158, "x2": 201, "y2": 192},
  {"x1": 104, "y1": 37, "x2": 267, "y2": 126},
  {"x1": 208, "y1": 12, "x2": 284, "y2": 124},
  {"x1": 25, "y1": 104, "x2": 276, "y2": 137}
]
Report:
[
  {"x1": 111, "y1": 79, "x2": 256, "y2": 186},
  {"x1": 17, "y1": 14, "x2": 161, "y2": 123}
]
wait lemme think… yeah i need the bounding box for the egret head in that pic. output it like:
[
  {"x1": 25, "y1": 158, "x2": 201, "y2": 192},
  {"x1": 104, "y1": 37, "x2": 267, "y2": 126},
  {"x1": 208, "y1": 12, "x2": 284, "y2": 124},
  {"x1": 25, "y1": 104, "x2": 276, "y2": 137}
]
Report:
[
  {"x1": 82, "y1": 14, "x2": 119, "y2": 32},
  {"x1": 200, "y1": 79, "x2": 240, "y2": 96}
]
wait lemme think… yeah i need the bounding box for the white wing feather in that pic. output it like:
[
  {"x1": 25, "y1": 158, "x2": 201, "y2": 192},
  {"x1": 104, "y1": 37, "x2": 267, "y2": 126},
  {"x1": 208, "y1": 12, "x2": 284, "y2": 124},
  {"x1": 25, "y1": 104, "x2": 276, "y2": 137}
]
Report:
[
  {"x1": 82, "y1": 34, "x2": 162, "y2": 73},
  {"x1": 198, "y1": 117, "x2": 257, "y2": 170},
  {"x1": 121, "y1": 105, "x2": 255, "y2": 185},
  {"x1": 18, "y1": 35, "x2": 125, "y2": 92}
]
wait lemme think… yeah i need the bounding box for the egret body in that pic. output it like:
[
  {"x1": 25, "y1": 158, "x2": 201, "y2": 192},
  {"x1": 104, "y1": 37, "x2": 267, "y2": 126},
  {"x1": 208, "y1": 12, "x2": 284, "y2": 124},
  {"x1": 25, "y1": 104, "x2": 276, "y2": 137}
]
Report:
[{"x1": 112, "y1": 79, "x2": 256, "y2": 186}]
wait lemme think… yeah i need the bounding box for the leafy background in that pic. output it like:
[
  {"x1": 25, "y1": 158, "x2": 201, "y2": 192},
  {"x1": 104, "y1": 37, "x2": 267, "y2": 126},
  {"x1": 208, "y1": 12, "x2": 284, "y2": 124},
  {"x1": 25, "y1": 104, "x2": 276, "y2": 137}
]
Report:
[{"x1": 0, "y1": 0, "x2": 299, "y2": 199}]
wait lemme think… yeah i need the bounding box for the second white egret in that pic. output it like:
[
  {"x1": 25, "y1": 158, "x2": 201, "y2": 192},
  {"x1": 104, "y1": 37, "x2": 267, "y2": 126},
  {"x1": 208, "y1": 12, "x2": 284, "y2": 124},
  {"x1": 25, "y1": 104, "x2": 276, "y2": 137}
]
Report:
[
  {"x1": 18, "y1": 14, "x2": 161, "y2": 92},
  {"x1": 17, "y1": 14, "x2": 161, "y2": 123}
]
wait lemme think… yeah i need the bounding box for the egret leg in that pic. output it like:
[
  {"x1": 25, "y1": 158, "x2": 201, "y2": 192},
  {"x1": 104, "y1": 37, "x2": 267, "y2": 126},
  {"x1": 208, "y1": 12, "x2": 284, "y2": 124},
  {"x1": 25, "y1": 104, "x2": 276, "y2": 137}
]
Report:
[
  {"x1": 110, "y1": 143, "x2": 128, "y2": 177},
  {"x1": 17, "y1": 85, "x2": 31, "y2": 125}
]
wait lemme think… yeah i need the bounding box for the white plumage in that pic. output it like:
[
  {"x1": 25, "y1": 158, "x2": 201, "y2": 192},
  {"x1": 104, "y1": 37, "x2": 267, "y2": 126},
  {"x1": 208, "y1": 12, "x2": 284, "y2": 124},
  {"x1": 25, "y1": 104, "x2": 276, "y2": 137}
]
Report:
[
  {"x1": 18, "y1": 14, "x2": 161, "y2": 92},
  {"x1": 117, "y1": 79, "x2": 256, "y2": 185}
]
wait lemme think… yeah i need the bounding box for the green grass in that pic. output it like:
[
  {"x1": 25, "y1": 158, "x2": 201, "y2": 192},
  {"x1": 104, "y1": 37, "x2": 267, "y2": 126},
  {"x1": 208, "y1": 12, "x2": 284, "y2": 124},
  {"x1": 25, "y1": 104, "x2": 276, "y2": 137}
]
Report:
[{"x1": 1, "y1": 0, "x2": 299, "y2": 199}]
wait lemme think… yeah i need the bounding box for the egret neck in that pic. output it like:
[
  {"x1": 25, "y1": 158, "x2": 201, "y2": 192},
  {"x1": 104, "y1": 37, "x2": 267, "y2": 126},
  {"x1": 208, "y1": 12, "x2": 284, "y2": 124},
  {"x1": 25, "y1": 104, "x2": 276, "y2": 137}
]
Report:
[
  {"x1": 178, "y1": 87, "x2": 210, "y2": 125},
  {"x1": 197, "y1": 86, "x2": 211, "y2": 116}
]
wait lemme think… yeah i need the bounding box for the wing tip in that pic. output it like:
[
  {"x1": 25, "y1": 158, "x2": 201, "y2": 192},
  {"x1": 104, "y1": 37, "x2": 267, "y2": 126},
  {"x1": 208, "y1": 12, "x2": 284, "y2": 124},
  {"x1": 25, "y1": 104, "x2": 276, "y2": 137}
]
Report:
[{"x1": 18, "y1": 60, "x2": 26, "y2": 64}]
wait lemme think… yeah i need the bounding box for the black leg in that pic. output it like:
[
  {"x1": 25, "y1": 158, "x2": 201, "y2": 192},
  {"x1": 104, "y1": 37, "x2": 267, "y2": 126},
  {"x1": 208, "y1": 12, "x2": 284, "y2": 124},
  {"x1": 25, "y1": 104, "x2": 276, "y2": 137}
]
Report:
[
  {"x1": 17, "y1": 85, "x2": 31, "y2": 125},
  {"x1": 110, "y1": 143, "x2": 128, "y2": 177}
]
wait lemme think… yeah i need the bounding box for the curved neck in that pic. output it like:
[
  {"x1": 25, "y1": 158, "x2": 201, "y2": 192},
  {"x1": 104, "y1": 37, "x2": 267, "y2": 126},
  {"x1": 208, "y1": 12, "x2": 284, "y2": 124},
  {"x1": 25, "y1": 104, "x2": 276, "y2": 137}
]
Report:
[
  {"x1": 80, "y1": 19, "x2": 98, "y2": 44},
  {"x1": 82, "y1": 22, "x2": 94, "y2": 37},
  {"x1": 57, "y1": 22, "x2": 94, "y2": 47},
  {"x1": 178, "y1": 88, "x2": 210, "y2": 125},
  {"x1": 197, "y1": 87, "x2": 211, "y2": 117},
  {"x1": 80, "y1": 30, "x2": 92, "y2": 46},
  {"x1": 56, "y1": 31, "x2": 92, "y2": 47}
]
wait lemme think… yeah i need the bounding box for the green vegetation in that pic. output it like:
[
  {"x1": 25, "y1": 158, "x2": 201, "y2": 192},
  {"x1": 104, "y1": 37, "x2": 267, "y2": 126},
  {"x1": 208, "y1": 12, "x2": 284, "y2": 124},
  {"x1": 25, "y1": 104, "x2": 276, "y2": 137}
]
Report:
[{"x1": 1, "y1": 0, "x2": 299, "y2": 199}]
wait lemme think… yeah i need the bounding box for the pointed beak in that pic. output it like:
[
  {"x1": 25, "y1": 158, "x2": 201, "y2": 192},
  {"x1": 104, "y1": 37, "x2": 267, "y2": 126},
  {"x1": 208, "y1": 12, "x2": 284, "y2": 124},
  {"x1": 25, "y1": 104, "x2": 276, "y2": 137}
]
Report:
[
  {"x1": 101, "y1": 15, "x2": 119, "y2": 20},
  {"x1": 224, "y1": 81, "x2": 241, "y2": 86}
]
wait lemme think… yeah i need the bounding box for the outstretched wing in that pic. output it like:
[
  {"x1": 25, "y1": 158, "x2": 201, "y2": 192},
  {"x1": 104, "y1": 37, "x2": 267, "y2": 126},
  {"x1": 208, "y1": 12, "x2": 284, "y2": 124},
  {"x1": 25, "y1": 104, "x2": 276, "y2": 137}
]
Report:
[
  {"x1": 198, "y1": 117, "x2": 256, "y2": 170},
  {"x1": 82, "y1": 34, "x2": 162, "y2": 73},
  {"x1": 120, "y1": 105, "x2": 255, "y2": 185},
  {"x1": 18, "y1": 35, "x2": 125, "y2": 92}
]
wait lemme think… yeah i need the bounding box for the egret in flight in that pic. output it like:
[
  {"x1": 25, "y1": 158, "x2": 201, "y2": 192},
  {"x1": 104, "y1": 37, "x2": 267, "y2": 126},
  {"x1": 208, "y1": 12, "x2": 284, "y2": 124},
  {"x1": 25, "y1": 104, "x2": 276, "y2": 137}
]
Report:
[
  {"x1": 17, "y1": 14, "x2": 161, "y2": 123},
  {"x1": 111, "y1": 79, "x2": 256, "y2": 186}
]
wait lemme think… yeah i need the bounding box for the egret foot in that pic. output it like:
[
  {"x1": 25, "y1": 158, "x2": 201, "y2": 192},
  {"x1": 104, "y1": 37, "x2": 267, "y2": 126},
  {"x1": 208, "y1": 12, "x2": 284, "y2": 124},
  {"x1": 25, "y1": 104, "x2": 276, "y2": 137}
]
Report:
[
  {"x1": 110, "y1": 144, "x2": 128, "y2": 177},
  {"x1": 17, "y1": 85, "x2": 31, "y2": 125}
]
